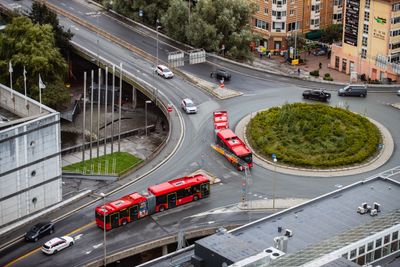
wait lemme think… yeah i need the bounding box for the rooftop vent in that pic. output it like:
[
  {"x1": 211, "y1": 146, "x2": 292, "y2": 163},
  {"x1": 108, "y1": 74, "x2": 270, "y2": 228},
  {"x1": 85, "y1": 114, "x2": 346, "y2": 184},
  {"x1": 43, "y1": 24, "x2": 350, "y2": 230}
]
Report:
[
  {"x1": 357, "y1": 202, "x2": 371, "y2": 214},
  {"x1": 284, "y1": 229, "x2": 293, "y2": 237}
]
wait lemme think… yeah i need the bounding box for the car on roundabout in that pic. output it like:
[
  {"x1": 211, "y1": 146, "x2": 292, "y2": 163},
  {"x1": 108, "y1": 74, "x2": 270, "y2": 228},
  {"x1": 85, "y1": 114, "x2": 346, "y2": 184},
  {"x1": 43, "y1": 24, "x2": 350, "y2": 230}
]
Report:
[
  {"x1": 41, "y1": 236, "x2": 74, "y2": 255},
  {"x1": 397, "y1": 89, "x2": 400, "y2": 96},
  {"x1": 302, "y1": 89, "x2": 331, "y2": 102},
  {"x1": 181, "y1": 98, "x2": 198, "y2": 114}
]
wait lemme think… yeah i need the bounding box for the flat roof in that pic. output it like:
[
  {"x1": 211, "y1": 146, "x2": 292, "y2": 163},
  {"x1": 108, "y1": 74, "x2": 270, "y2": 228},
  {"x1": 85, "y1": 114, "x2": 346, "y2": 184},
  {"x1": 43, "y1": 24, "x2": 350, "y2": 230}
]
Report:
[{"x1": 195, "y1": 177, "x2": 400, "y2": 265}]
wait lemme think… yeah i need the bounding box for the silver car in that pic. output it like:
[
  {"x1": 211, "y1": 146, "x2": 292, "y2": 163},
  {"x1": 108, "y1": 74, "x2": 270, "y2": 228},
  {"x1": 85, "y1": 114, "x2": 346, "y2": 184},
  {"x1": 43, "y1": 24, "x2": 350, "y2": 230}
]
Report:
[{"x1": 181, "y1": 98, "x2": 197, "y2": 114}]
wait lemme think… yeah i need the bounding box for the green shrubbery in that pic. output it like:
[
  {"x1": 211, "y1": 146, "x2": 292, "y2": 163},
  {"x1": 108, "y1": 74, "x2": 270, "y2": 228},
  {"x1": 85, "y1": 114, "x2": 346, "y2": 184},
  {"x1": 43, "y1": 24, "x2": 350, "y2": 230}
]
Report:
[
  {"x1": 247, "y1": 103, "x2": 381, "y2": 168},
  {"x1": 323, "y1": 73, "x2": 333, "y2": 81},
  {"x1": 310, "y1": 70, "x2": 319, "y2": 77}
]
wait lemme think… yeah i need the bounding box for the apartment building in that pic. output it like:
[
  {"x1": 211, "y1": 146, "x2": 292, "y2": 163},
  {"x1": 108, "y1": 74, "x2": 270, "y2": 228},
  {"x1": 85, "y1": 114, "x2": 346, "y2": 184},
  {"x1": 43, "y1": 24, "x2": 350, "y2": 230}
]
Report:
[
  {"x1": 331, "y1": 0, "x2": 400, "y2": 81},
  {"x1": 252, "y1": 0, "x2": 343, "y2": 50}
]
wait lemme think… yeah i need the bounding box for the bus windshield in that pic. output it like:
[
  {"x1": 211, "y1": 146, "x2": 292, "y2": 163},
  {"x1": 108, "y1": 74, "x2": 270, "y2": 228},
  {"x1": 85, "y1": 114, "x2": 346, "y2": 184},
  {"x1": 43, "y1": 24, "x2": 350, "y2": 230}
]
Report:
[{"x1": 240, "y1": 154, "x2": 252, "y2": 163}]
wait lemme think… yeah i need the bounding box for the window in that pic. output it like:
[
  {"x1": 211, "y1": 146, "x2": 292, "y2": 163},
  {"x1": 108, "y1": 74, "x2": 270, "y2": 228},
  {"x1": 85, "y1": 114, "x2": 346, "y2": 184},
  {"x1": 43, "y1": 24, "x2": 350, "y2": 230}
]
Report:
[
  {"x1": 120, "y1": 208, "x2": 128, "y2": 218},
  {"x1": 357, "y1": 255, "x2": 365, "y2": 265},
  {"x1": 350, "y1": 249, "x2": 356, "y2": 259},
  {"x1": 374, "y1": 248, "x2": 382, "y2": 260},
  {"x1": 393, "y1": 3, "x2": 400, "y2": 11},
  {"x1": 376, "y1": 238, "x2": 382, "y2": 248},
  {"x1": 359, "y1": 245, "x2": 365, "y2": 255},
  {"x1": 392, "y1": 16, "x2": 400, "y2": 24},
  {"x1": 366, "y1": 251, "x2": 373, "y2": 263},
  {"x1": 391, "y1": 241, "x2": 398, "y2": 252},
  {"x1": 366, "y1": 0, "x2": 370, "y2": 9},
  {"x1": 383, "y1": 245, "x2": 390, "y2": 256},
  {"x1": 367, "y1": 241, "x2": 374, "y2": 251},
  {"x1": 362, "y1": 37, "x2": 368, "y2": 47},
  {"x1": 342, "y1": 253, "x2": 348, "y2": 259},
  {"x1": 364, "y1": 11, "x2": 369, "y2": 22},
  {"x1": 393, "y1": 231, "x2": 398, "y2": 241},
  {"x1": 290, "y1": 9, "x2": 294, "y2": 16},
  {"x1": 361, "y1": 48, "x2": 367, "y2": 59},
  {"x1": 363, "y1": 24, "x2": 369, "y2": 34},
  {"x1": 342, "y1": 59, "x2": 347, "y2": 72},
  {"x1": 384, "y1": 234, "x2": 390, "y2": 244}
]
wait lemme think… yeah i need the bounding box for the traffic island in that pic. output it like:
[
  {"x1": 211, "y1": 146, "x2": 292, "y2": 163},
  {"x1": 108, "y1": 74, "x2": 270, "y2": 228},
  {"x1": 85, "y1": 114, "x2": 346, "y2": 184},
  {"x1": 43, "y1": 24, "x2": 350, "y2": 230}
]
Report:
[{"x1": 235, "y1": 104, "x2": 394, "y2": 177}]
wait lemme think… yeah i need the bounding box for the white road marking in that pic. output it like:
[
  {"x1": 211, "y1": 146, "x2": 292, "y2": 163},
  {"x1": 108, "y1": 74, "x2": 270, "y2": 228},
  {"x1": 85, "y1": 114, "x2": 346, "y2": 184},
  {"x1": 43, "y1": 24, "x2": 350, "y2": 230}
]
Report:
[
  {"x1": 74, "y1": 234, "x2": 83, "y2": 240},
  {"x1": 208, "y1": 221, "x2": 215, "y2": 224},
  {"x1": 85, "y1": 251, "x2": 92, "y2": 254},
  {"x1": 93, "y1": 243, "x2": 103, "y2": 249}
]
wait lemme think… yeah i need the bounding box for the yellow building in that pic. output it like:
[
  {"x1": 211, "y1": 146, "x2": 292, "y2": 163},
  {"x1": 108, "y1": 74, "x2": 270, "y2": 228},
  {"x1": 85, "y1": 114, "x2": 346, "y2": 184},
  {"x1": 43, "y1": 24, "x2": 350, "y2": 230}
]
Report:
[
  {"x1": 331, "y1": 0, "x2": 400, "y2": 81},
  {"x1": 251, "y1": 0, "x2": 343, "y2": 50}
]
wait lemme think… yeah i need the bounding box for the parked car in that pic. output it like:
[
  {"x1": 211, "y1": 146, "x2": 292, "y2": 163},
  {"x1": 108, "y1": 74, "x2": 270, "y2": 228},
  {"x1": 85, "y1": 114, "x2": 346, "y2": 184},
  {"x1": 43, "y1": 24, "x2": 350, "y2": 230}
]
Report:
[
  {"x1": 41, "y1": 236, "x2": 74, "y2": 255},
  {"x1": 338, "y1": 84, "x2": 367, "y2": 97},
  {"x1": 211, "y1": 69, "x2": 231, "y2": 80},
  {"x1": 397, "y1": 89, "x2": 400, "y2": 96},
  {"x1": 156, "y1": 65, "x2": 174, "y2": 79},
  {"x1": 25, "y1": 222, "x2": 55, "y2": 242},
  {"x1": 302, "y1": 89, "x2": 331, "y2": 102},
  {"x1": 181, "y1": 98, "x2": 198, "y2": 114},
  {"x1": 312, "y1": 48, "x2": 327, "y2": 56}
]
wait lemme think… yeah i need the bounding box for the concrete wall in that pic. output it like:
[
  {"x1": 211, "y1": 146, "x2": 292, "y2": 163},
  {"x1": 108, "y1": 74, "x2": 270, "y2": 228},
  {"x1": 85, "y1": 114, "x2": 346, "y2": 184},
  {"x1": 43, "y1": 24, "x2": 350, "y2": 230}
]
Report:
[{"x1": 0, "y1": 85, "x2": 61, "y2": 227}]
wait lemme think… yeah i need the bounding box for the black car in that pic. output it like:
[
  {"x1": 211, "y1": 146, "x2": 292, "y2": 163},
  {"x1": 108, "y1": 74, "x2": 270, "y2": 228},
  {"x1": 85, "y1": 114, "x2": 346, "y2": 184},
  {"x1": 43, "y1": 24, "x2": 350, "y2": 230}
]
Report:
[
  {"x1": 302, "y1": 89, "x2": 331, "y2": 102},
  {"x1": 211, "y1": 69, "x2": 231, "y2": 80},
  {"x1": 25, "y1": 222, "x2": 55, "y2": 242}
]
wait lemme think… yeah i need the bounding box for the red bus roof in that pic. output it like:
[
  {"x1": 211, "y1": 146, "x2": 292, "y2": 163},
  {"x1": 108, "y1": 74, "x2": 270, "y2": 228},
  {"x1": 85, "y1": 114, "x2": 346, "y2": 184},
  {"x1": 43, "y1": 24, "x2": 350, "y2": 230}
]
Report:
[
  {"x1": 95, "y1": 192, "x2": 147, "y2": 215},
  {"x1": 213, "y1": 111, "x2": 229, "y2": 130},
  {"x1": 148, "y1": 174, "x2": 210, "y2": 196},
  {"x1": 217, "y1": 129, "x2": 251, "y2": 156}
]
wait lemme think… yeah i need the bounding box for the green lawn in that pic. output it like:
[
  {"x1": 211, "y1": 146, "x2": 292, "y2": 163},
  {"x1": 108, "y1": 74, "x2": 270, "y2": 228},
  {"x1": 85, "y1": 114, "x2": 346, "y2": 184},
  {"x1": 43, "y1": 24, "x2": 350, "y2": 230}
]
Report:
[
  {"x1": 62, "y1": 152, "x2": 143, "y2": 175},
  {"x1": 247, "y1": 103, "x2": 381, "y2": 168}
]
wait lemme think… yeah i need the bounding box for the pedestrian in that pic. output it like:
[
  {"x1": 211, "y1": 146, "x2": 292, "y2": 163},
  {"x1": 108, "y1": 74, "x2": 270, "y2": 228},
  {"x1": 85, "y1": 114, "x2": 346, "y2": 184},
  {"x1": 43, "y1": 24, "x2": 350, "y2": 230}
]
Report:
[
  {"x1": 259, "y1": 52, "x2": 263, "y2": 59},
  {"x1": 308, "y1": 49, "x2": 311, "y2": 55},
  {"x1": 319, "y1": 62, "x2": 322, "y2": 69},
  {"x1": 297, "y1": 68, "x2": 301, "y2": 75},
  {"x1": 268, "y1": 52, "x2": 271, "y2": 59}
]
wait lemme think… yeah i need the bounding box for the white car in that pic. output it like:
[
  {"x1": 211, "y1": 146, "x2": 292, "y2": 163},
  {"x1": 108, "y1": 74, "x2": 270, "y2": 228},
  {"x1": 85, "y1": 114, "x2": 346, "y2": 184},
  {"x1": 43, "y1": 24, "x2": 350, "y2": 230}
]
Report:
[
  {"x1": 397, "y1": 89, "x2": 400, "y2": 96},
  {"x1": 181, "y1": 98, "x2": 197, "y2": 114},
  {"x1": 41, "y1": 236, "x2": 74, "y2": 255},
  {"x1": 156, "y1": 65, "x2": 174, "y2": 79}
]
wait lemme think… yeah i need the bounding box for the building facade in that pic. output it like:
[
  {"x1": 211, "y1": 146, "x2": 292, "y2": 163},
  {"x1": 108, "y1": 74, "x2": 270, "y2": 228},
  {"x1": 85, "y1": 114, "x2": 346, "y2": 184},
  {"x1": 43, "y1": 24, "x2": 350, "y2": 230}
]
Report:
[
  {"x1": 0, "y1": 83, "x2": 62, "y2": 227},
  {"x1": 252, "y1": 0, "x2": 343, "y2": 50},
  {"x1": 331, "y1": 0, "x2": 400, "y2": 82}
]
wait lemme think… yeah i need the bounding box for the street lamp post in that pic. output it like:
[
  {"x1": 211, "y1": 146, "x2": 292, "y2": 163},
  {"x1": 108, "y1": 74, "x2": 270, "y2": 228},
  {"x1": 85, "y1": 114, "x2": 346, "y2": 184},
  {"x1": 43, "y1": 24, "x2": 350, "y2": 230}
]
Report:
[
  {"x1": 100, "y1": 193, "x2": 107, "y2": 266},
  {"x1": 145, "y1": 100, "x2": 152, "y2": 136},
  {"x1": 156, "y1": 20, "x2": 161, "y2": 67}
]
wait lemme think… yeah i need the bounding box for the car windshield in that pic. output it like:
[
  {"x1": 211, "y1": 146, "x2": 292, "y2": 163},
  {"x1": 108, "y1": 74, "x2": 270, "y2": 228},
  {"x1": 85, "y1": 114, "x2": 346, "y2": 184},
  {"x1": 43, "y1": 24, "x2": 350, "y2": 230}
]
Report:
[
  {"x1": 163, "y1": 67, "x2": 171, "y2": 72},
  {"x1": 186, "y1": 102, "x2": 194, "y2": 107},
  {"x1": 43, "y1": 244, "x2": 50, "y2": 249}
]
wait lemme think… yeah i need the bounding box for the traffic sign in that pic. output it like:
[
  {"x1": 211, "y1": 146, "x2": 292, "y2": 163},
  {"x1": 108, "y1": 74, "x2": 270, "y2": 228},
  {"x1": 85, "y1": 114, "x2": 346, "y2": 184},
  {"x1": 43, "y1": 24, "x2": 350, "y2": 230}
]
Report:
[{"x1": 272, "y1": 153, "x2": 276, "y2": 160}]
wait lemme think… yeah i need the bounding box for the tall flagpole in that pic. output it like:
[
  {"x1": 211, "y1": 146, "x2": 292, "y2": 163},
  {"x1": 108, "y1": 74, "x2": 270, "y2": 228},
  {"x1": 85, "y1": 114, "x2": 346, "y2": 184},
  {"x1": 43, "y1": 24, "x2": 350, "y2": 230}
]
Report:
[
  {"x1": 82, "y1": 72, "x2": 87, "y2": 172},
  {"x1": 97, "y1": 68, "x2": 101, "y2": 159},
  {"x1": 111, "y1": 65, "x2": 115, "y2": 154},
  {"x1": 104, "y1": 67, "x2": 108, "y2": 156},
  {"x1": 23, "y1": 66, "x2": 27, "y2": 106},
  {"x1": 9, "y1": 61, "x2": 13, "y2": 98},
  {"x1": 118, "y1": 62, "x2": 123, "y2": 152}
]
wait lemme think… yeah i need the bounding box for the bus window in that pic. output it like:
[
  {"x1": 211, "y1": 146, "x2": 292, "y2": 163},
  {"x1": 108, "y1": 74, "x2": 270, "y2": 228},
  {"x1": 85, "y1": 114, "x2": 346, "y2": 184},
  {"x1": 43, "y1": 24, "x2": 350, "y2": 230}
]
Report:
[
  {"x1": 240, "y1": 154, "x2": 252, "y2": 163},
  {"x1": 156, "y1": 195, "x2": 167, "y2": 205}
]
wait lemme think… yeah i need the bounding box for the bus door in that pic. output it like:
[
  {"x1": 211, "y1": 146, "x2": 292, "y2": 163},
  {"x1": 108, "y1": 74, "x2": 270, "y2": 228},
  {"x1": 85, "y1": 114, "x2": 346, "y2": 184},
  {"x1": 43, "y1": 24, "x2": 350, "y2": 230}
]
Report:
[
  {"x1": 200, "y1": 183, "x2": 210, "y2": 198},
  {"x1": 167, "y1": 193, "x2": 177, "y2": 209},
  {"x1": 129, "y1": 205, "x2": 138, "y2": 221},
  {"x1": 110, "y1": 213, "x2": 119, "y2": 228}
]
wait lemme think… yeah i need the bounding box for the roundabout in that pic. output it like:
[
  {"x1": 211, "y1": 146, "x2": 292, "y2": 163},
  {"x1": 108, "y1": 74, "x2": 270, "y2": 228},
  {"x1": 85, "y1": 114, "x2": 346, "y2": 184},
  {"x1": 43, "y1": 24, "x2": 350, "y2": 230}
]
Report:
[{"x1": 235, "y1": 104, "x2": 394, "y2": 177}]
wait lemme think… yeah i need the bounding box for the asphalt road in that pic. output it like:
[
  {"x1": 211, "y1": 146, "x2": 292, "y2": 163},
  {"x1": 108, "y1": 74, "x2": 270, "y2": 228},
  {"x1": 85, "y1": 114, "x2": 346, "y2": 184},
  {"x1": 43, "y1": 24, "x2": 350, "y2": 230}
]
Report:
[{"x1": 1, "y1": 0, "x2": 400, "y2": 266}]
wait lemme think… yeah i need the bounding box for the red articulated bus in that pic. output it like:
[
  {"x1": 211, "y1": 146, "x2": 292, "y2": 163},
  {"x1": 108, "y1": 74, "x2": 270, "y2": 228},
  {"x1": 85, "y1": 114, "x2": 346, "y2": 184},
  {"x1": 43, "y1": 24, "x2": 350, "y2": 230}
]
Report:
[
  {"x1": 212, "y1": 111, "x2": 253, "y2": 170},
  {"x1": 95, "y1": 174, "x2": 210, "y2": 230}
]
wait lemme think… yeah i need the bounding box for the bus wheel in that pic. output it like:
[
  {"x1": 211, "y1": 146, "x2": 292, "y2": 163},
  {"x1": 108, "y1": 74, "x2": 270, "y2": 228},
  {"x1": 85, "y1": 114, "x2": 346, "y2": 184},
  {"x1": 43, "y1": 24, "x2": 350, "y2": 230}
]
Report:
[
  {"x1": 193, "y1": 195, "x2": 199, "y2": 201},
  {"x1": 159, "y1": 206, "x2": 165, "y2": 212},
  {"x1": 122, "y1": 220, "x2": 127, "y2": 226}
]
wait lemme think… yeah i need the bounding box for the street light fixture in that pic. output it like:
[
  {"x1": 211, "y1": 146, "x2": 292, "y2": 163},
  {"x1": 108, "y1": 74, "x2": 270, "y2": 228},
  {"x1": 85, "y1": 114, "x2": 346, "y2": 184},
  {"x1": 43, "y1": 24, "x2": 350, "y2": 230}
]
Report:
[
  {"x1": 99, "y1": 192, "x2": 107, "y2": 267},
  {"x1": 145, "y1": 100, "x2": 152, "y2": 136},
  {"x1": 156, "y1": 20, "x2": 161, "y2": 67}
]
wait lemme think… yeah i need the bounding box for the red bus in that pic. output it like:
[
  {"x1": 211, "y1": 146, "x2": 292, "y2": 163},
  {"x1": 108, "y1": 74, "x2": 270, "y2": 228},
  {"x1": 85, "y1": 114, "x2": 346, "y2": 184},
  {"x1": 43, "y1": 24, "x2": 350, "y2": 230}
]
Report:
[
  {"x1": 216, "y1": 128, "x2": 253, "y2": 170},
  {"x1": 213, "y1": 111, "x2": 229, "y2": 130},
  {"x1": 95, "y1": 174, "x2": 210, "y2": 230},
  {"x1": 148, "y1": 174, "x2": 210, "y2": 212}
]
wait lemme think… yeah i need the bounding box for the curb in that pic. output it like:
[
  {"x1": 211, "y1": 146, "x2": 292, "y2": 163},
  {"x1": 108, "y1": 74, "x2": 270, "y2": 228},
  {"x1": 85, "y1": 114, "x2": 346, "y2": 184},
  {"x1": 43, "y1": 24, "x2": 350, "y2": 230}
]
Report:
[{"x1": 235, "y1": 110, "x2": 394, "y2": 177}]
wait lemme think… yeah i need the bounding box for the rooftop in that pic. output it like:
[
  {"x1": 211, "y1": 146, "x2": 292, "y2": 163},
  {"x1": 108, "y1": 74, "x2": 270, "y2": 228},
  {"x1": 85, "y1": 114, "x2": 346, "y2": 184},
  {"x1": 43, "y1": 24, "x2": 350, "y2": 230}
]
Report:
[
  {"x1": 194, "y1": 177, "x2": 400, "y2": 266},
  {"x1": 0, "y1": 83, "x2": 56, "y2": 131}
]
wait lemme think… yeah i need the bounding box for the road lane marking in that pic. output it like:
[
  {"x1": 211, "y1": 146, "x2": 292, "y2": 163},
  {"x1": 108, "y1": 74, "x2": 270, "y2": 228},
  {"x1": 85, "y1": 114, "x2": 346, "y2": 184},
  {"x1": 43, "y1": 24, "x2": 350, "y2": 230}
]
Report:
[
  {"x1": 93, "y1": 243, "x2": 103, "y2": 249},
  {"x1": 4, "y1": 221, "x2": 95, "y2": 266}
]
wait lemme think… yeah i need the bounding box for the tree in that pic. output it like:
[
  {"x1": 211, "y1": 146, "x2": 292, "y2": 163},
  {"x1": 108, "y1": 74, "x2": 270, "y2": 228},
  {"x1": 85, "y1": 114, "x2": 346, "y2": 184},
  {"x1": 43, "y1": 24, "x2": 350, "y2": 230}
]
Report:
[
  {"x1": 0, "y1": 16, "x2": 70, "y2": 110},
  {"x1": 29, "y1": 2, "x2": 74, "y2": 57},
  {"x1": 161, "y1": 0, "x2": 189, "y2": 43},
  {"x1": 321, "y1": 24, "x2": 343, "y2": 44}
]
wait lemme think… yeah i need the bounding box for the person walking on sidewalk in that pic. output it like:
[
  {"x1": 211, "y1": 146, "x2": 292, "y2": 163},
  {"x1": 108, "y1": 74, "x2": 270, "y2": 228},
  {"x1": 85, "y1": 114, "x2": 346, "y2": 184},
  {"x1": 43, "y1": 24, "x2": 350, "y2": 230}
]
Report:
[
  {"x1": 297, "y1": 68, "x2": 301, "y2": 75},
  {"x1": 319, "y1": 62, "x2": 322, "y2": 69}
]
